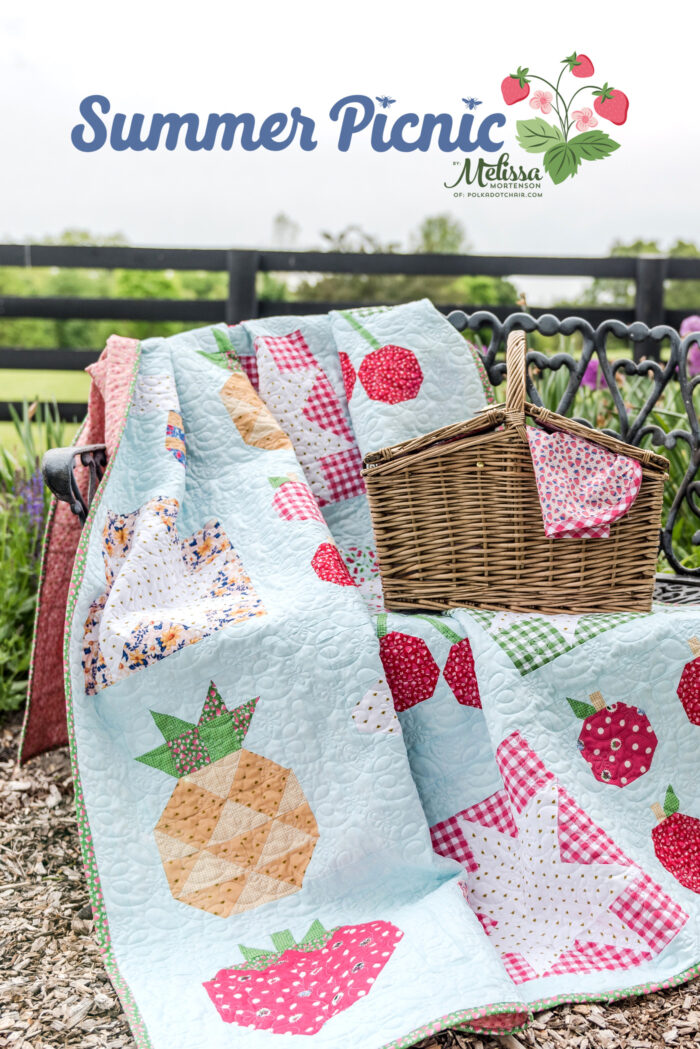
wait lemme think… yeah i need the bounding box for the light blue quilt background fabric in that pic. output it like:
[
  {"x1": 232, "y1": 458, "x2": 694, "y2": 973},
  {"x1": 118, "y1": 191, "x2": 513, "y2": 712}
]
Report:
[
  {"x1": 65, "y1": 313, "x2": 700, "y2": 1049},
  {"x1": 66, "y1": 324, "x2": 520, "y2": 1049}
]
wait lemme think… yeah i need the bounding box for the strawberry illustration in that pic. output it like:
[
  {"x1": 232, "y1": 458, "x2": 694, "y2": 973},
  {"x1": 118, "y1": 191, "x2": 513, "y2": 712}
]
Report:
[
  {"x1": 339, "y1": 351, "x2": 356, "y2": 400},
  {"x1": 204, "y1": 919, "x2": 403, "y2": 1034},
  {"x1": 563, "y1": 51, "x2": 594, "y2": 77},
  {"x1": 501, "y1": 67, "x2": 531, "y2": 105},
  {"x1": 593, "y1": 84, "x2": 629, "y2": 125},
  {"x1": 651, "y1": 786, "x2": 700, "y2": 894},
  {"x1": 311, "y1": 542, "x2": 356, "y2": 586},
  {"x1": 340, "y1": 311, "x2": 423, "y2": 404},
  {"x1": 421, "y1": 616, "x2": 481, "y2": 707},
  {"x1": 568, "y1": 691, "x2": 657, "y2": 787},
  {"x1": 676, "y1": 636, "x2": 700, "y2": 725},
  {"x1": 376, "y1": 614, "x2": 439, "y2": 712},
  {"x1": 269, "y1": 475, "x2": 324, "y2": 524}
]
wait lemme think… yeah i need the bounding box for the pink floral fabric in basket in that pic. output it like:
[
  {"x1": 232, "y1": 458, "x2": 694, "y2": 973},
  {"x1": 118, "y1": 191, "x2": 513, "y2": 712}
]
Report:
[{"x1": 526, "y1": 427, "x2": 643, "y2": 539}]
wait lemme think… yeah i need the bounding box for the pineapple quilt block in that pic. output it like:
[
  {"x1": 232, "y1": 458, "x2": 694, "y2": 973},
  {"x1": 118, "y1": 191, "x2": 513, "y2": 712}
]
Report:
[{"x1": 57, "y1": 317, "x2": 700, "y2": 1049}]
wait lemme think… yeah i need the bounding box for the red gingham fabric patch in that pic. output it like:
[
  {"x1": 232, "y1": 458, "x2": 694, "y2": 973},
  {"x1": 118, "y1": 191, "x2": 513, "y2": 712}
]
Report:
[
  {"x1": 271, "y1": 482, "x2": 324, "y2": 524},
  {"x1": 462, "y1": 789, "x2": 518, "y2": 838},
  {"x1": 255, "y1": 330, "x2": 316, "y2": 371},
  {"x1": 319, "y1": 447, "x2": 366, "y2": 503},
  {"x1": 303, "y1": 373, "x2": 354, "y2": 443},
  {"x1": 239, "y1": 355, "x2": 259, "y2": 391},
  {"x1": 498, "y1": 732, "x2": 637, "y2": 866},
  {"x1": 609, "y1": 872, "x2": 688, "y2": 952},
  {"x1": 557, "y1": 787, "x2": 632, "y2": 867},
  {"x1": 430, "y1": 814, "x2": 478, "y2": 873},
  {"x1": 501, "y1": 953, "x2": 537, "y2": 985},
  {"x1": 496, "y1": 731, "x2": 554, "y2": 814},
  {"x1": 543, "y1": 941, "x2": 652, "y2": 977},
  {"x1": 475, "y1": 911, "x2": 499, "y2": 934}
]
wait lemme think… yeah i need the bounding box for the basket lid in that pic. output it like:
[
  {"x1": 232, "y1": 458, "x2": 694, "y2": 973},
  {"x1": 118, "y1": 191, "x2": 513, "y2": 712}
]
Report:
[{"x1": 362, "y1": 331, "x2": 669, "y2": 476}]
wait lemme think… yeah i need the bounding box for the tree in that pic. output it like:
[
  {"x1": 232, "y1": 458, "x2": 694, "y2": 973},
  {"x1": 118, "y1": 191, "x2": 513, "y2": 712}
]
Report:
[
  {"x1": 294, "y1": 214, "x2": 518, "y2": 307},
  {"x1": 572, "y1": 239, "x2": 700, "y2": 312}
]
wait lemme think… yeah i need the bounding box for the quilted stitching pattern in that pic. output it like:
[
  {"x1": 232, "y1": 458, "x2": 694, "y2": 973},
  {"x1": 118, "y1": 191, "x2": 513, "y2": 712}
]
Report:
[{"x1": 48, "y1": 315, "x2": 700, "y2": 1049}]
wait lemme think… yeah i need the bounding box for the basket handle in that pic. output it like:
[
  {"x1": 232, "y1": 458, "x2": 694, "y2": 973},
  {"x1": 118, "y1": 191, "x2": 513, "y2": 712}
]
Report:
[{"x1": 504, "y1": 331, "x2": 528, "y2": 440}]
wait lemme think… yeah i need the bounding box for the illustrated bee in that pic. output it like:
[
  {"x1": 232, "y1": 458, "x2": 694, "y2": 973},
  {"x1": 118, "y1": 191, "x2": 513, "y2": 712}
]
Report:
[
  {"x1": 462, "y1": 97, "x2": 483, "y2": 110},
  {"x1": 375, "y1": 95, "x2": 396, "y2": 109}
]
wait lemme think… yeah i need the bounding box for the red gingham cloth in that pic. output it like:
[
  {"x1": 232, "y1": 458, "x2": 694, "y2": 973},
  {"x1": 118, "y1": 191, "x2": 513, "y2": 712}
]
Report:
[
  {"x1": 257, "y1": 329, "x2": 316, "y2": 371},
  {"x1": 303, "y1": 373, "x2": 355, "y2": 443},
  {"x1": 271, "y1": 481, "x2": 324, "y2": 524},
  {"x1": 496, "y1": 731, "x2": 554, "y2": 814},
  {"x1": 320, "y1": 447, "x2": 366, "y2": 503},
  {"x1": 501, "y1": 953, "x2": 538, "y2": 985},
  {"x1": 609, "y1": 872, "x2": 688, "y2": 952},
  {"x1": 527, "y1": 428, "x2": 643, "y2": 539},
  {"x1": 430, "y1": 813, "x2": 478, "y2": 872},
  {"x1": 430, "y1": 789, "x2": 517, "y2": 873},
  {"x1": 543, "y1": 941, "x2": 652, "y2": 976},
  {"x1": 252, "y1": 329, "x2": 366, "y2": 508},
  {"x1": 239, "y1": 354, "x2": 259, "y2": 390}
]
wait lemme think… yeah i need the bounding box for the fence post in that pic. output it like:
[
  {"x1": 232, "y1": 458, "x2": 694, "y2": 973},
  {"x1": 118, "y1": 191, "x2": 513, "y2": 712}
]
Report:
[
  {"x1": 226, "y1": 250, "x2": 259, "y2": 324},
  {"x1": 634, "y1": 255, "x2": 667, "y2": 361}
]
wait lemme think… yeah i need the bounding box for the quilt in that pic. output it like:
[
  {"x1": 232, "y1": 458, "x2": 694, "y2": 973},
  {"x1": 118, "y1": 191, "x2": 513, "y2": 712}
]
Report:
[{"x1": 27, "y1": 311, "x2": 700, "y2": 1048}]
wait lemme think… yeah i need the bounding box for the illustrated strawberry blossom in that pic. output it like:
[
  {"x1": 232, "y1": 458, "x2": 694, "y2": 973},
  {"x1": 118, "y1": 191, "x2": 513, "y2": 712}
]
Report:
[
  {"x1": 572, "y1": 107, "x2": 598, "y2": 131},
  {"x1": 501, "y1": 51, "x2": 628, "y2": 184},
  {"x1": 529, "y1": 90, "x2": 553, "y2": 114}
]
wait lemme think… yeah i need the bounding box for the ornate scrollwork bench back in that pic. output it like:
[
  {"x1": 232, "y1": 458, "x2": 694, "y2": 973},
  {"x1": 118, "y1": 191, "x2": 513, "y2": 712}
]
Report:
[{"x1": 42, "y1": 312, "x2": 700, "y2": 601}]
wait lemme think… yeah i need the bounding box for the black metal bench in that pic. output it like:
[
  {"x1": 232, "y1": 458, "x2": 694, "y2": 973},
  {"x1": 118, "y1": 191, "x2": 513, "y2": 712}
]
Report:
[{"x1": 42, "y1": 312, "x2": 700, "y2": 603}]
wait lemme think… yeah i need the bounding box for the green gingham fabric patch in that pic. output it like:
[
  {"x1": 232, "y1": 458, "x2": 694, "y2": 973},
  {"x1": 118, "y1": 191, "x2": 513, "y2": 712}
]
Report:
[{"x1": 462, "y1": 611, "x2": 648, "y2": 676}]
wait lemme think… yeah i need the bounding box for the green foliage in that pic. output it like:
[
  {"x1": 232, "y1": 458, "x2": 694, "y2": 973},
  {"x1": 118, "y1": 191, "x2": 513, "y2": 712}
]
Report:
[
  {"x1": 570, "y1": 238, "x2": 700, "y2": 311},
  {"x1": 0, "y1": 403, "x2": 66, "y2": 713},
  {"x1": 295, "y1": 214, "x2": 518, "y2": 306}
]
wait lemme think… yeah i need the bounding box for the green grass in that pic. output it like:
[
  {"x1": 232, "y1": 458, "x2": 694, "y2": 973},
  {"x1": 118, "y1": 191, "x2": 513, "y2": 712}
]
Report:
[
  {"x1": 0, "y1": 370, "x2": 86, "y2": 453},
  {"x1": 0, "y1": 369, "x2": 90, "y2": 402},
  {"x1": 0, "y1": 421, "x2": 80, "y2": 455}
]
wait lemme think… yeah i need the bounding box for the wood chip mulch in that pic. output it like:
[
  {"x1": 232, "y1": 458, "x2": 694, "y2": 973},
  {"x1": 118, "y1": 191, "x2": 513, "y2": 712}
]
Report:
[{"x1": 1, "y1": 710, "x2": 699, "y2": 1049}]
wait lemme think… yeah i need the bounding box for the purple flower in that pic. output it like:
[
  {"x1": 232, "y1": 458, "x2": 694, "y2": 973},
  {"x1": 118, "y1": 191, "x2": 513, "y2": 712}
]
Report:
[
  {"x1": 687, "y1": 344, "x2": 700, "y2": 377},
  {"x1": 680, "y1": 316, "x2": 700, "y2": 376},
  {"x1": 17, "y1": 468, "x2": 44, "y2": 533},
  {"x1": 680, "y1": 315, "x2": 700, "y2": 337},
  {"x1": 581, "y1": 359, "x2": 605, "y2": 390}
]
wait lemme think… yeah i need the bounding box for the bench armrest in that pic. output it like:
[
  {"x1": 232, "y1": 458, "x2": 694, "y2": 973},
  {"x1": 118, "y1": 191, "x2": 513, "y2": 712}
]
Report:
[{"x1": 42, "y1": 445, "x2": 107, "y2": 525}]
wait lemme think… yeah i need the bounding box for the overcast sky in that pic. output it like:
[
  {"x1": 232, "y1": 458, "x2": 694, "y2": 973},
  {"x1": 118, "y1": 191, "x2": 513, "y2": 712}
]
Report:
[{"x1": 0, "y1": 1, "x2": 697, "y2": 302}]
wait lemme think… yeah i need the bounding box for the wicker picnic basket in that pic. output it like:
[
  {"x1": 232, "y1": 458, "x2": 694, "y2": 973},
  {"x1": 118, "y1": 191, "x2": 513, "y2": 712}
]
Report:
[{"x1": 362, "y1": 331, "x2": 669, "y2": 615}]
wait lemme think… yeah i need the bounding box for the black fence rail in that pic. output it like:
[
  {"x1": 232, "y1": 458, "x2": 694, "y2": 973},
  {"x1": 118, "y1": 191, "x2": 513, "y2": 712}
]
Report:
[{"x1": 1, "y1": 244, "x2": 699, "y2": 422}]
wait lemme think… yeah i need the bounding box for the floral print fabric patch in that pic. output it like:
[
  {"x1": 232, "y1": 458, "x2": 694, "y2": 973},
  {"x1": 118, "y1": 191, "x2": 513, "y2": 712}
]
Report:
[{"x1": 82, "y1": 498, "x2": 266, "y2": 695}]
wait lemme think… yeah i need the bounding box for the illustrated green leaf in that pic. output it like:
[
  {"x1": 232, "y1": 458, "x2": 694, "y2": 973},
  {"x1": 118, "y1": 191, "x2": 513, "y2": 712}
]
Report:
[
  {"x1": 270, "y1": 930, "x2": 296, "y2": 954},
  {"x1": 299, "y1": 919, "x2": 327, "y2": 945},
  {"x1": 135, "y1": 742, "x2": 179, "y2": 777},
  {"x1": 150, "y1": 709, "x2": 196, "y2": 741},
  {"x1": 516, "y1": 118, "x2": 563, "y2": 154},
  {"x1": 543, "y1": 142, "x2": 581, "y2": 184},
  {"x1": 213, "y1": 328, "x2": 234, "y2": 355},
  {"x1": 569, "y1": 130, "x2": 620, "y2": 162},
  {"x1": 197, "y1": 349, "x2": 230, "y2": 369},
  {"x1": 566, "y1": 697, "x2": 597, "y2": 720},
  {"x1": 664, "y1": 784, "x2": 680, "y2": 817}
]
